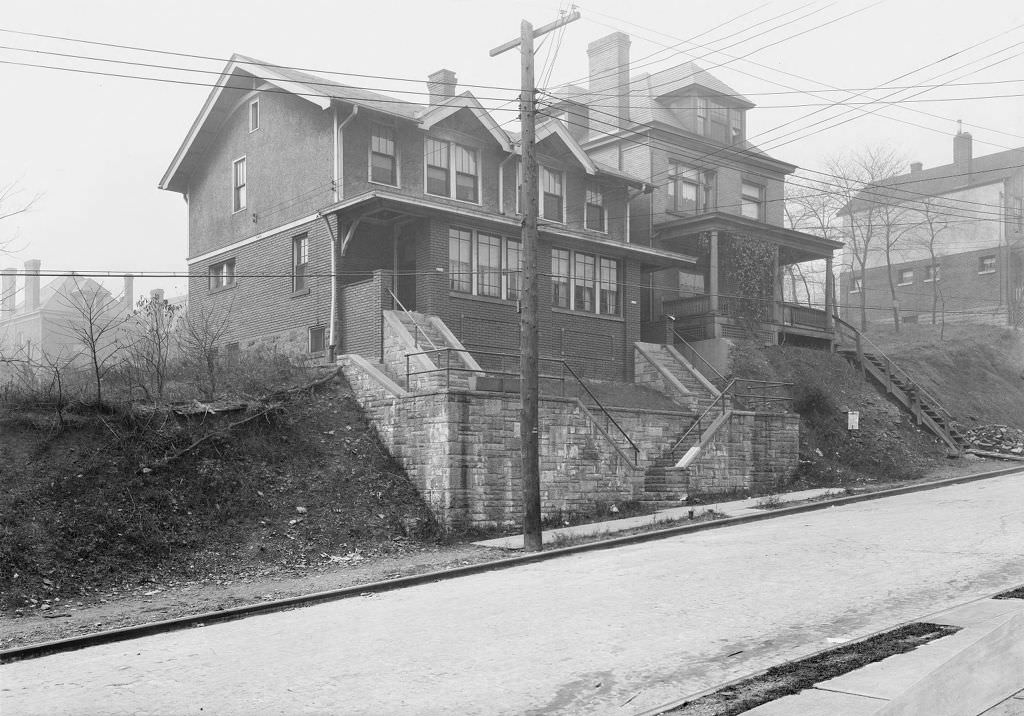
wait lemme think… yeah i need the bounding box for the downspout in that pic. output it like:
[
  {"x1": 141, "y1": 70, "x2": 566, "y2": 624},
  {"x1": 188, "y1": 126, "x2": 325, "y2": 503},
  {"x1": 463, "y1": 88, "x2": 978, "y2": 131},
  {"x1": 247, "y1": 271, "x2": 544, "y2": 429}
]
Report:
[
  {"x1": 328, "y1": 105, "x2": 359, "y2": 360},
  {"x1": 498, "y1": 153, "x2": 515, "y2": 214}
]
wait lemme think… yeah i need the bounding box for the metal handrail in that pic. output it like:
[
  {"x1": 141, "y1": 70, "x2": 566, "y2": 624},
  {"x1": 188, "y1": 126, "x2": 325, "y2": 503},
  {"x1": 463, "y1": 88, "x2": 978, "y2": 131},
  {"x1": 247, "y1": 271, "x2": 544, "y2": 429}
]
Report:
[
  {"x1": 833, "y1": 315, "x2": 954, "y2": 422},
  {"x1": 385, "y1": 288, "x2": 439, "y2": 353},
  {"x1": 670, "y1": 326, "x2": 727, "y2": 387},
  {"x1": 404, "y1": 347, "x2": 640, "y2": 465},
  {"x1": 668, "y1": 382, "x2": 732, "y2": 455}
]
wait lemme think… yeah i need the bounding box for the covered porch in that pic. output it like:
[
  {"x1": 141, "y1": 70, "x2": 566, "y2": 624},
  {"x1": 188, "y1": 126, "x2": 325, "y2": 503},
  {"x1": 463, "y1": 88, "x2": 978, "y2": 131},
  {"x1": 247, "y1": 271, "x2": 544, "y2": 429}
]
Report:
[{"x1": 641, "y1": 212, "x2": 843, "y2": 359}]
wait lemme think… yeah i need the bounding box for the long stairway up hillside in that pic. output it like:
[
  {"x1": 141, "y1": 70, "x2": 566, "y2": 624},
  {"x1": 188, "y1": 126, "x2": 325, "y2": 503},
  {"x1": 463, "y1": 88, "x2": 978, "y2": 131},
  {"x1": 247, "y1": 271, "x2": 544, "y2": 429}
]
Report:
[{"x1": 834, "y1": 317, "x2": 967, "y2": 453}]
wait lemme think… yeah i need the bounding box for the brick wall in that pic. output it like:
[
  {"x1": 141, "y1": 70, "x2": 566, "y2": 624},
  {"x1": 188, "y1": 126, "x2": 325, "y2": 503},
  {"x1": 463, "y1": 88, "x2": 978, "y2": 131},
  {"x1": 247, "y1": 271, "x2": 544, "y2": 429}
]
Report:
[{"x1": 340, "y1": 270, "x2": 392, "y2": 359}]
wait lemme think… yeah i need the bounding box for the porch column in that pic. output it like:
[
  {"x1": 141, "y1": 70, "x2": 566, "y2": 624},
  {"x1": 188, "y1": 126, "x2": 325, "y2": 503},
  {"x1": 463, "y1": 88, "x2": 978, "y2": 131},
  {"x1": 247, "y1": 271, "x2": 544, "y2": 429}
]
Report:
[
  {"x1": 709, "y1": 230, "x2": 720, "y2": 338},
  {"x1": 825, "y1": 254, "x2": 835, "y2": 331}
]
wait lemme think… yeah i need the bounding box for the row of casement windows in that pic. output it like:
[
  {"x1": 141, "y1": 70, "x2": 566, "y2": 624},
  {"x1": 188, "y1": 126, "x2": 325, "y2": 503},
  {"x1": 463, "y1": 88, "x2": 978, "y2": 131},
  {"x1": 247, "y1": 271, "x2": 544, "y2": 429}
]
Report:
[{"x1": 448, "y1": 228, "x2": 621, "y2": 315}]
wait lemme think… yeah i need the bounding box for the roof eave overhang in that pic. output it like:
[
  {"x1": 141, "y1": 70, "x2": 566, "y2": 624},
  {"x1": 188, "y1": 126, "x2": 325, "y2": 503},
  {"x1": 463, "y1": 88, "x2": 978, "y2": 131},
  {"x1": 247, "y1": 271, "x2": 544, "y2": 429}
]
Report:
[
  {"x1": 657, "y1": 212, "x2": 843, "y2": 256},
  {"x1": 419, "y1": 94, "x2": 512, "y2": 152},
  {"x1": 320, "y1": 191, "x2": 696, "y2": 267}
]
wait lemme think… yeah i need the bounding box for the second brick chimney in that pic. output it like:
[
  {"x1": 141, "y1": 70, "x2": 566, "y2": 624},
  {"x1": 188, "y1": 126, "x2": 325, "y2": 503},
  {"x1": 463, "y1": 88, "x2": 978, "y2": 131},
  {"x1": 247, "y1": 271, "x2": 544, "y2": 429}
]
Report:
[
  {"x1": 588, "y1": 32, "x2": 631, "y2": 129},
  {"x1": 24, "y1": 259, "x2": 41, "y2": 312},
  {"x1": 427, "y1": 69, "x2": 457, "y2": 107},
  {"x1": 954, "y1": 123, "x2": 973, "y2": 174}
]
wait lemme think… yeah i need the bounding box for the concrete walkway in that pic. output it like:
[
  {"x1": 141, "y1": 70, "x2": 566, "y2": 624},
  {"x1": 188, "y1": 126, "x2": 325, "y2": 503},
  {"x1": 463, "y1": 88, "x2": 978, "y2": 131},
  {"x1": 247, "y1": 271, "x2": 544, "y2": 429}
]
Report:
[
  {"x1": 473, "y1": 487, "x2": 839, "y2": 549},
  {"x1": 2, "y1": 473, "x2": 1022, "y2": 715},
  {"x1": 738, "y1": 597, "x2": 1024, "y2": 716}
]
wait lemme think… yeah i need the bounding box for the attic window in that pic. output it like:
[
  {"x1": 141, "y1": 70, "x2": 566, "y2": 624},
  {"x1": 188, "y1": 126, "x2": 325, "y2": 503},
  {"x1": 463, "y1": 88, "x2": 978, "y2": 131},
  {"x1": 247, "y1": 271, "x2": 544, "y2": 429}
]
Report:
[
  {"x1": 370, "y1": 124, "x2": 397, "y2": 186},
  {"x1": 232, "y1": 157, "x2": 246, "y2": 212},
  {"x1": 249, "y1": 98, "x2": 260, "y2": 132}
]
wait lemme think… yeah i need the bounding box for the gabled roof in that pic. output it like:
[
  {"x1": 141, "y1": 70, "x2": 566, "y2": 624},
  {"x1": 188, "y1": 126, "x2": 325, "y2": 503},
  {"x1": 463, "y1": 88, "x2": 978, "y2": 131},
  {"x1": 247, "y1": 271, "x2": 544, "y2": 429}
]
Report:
[
  {"x1": 647, "y1": 61, "x2": 754, "y2": 107},
  {"x1": 418, "y1": 91, "x2": 512, "y2": 152},
  {"x1": 841, "y1": 146, "x2": 1024, "y2": 215},
  {"x1": 160, "y1": 54, "x2": 426, "y2": 194},
  {"x1": 535, "y1": 119, "x2": 597, "y2": 174}
]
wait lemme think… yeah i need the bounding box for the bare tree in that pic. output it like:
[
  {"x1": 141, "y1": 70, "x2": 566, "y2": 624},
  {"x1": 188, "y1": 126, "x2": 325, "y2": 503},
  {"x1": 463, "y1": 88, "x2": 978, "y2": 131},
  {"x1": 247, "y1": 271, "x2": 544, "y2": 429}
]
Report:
[
  {"x1": 124, "y1": 293, "x2": 180, "y2": 401},
  {"x1": 876, "y1": 199, "x2": 921, "y2": 332},
  {"x1": 914, "y1": 197, "x2": 954, "y2": 324},
  {"x1": 0, "y1": 180, "x2": 41, "y2": 255},
  {"x1": 828, "y1": 147, "x2": 906, "y2": 332},
  {"x1": 176, "y1": 299, "x2": 232, "y2": 399},
  {"x1": 784, "y1": 172, "x2": 844, "y2": 310},
  {"x1": 56, "y1": 275, "x2": 129, "y2": 405}
]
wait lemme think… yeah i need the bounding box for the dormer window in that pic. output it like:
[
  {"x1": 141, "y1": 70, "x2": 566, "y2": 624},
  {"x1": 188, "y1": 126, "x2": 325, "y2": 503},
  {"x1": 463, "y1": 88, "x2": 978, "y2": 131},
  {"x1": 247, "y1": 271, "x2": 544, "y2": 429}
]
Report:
[
  {"x1": 425, "y1": 139, "x2": 478, "y2": 202},
  {"x1": 370, "y1": 124, "x2": 397, "y2": 186},
  {"x1": 540, "y1": 166, "x2": 564, "y2": 223},
  {"x1": 585, "y1": 185, "x2": 605, "y2": 232},
  {"x1": 730, "y1": 110, "x2": 744, "y2": 144},
  {"x1": 695, "y1": 96, "x2": 743, "y2": 145}
]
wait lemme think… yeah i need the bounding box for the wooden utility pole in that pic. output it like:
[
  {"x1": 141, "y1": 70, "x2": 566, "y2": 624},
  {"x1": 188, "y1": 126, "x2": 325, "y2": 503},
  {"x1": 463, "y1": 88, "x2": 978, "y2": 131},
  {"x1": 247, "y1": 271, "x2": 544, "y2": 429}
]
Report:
[{"x1": 490, "y1": 11, "x2": 579, "y2": 552}]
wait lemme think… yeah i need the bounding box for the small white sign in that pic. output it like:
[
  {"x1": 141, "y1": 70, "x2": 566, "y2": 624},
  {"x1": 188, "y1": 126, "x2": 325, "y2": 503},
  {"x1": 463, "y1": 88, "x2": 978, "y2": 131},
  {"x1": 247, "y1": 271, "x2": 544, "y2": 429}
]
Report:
[{"x1": 847, "y1": 411, "x2": 860, "y2": 430}]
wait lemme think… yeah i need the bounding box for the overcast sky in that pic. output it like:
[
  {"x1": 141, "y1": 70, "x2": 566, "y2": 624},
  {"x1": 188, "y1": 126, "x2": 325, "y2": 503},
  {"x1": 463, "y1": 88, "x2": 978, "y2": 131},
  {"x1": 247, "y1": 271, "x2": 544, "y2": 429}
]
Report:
[{"x1": 1, "y1": 0, "x2": 1022, "y2": 300}]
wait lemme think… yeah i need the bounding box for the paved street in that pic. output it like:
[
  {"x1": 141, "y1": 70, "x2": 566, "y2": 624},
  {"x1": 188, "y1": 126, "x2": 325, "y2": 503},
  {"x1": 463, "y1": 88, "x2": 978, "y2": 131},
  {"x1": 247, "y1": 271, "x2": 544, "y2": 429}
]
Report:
[{"x1": 3, "y1": 472, "x2": 1024, "y2": 715}]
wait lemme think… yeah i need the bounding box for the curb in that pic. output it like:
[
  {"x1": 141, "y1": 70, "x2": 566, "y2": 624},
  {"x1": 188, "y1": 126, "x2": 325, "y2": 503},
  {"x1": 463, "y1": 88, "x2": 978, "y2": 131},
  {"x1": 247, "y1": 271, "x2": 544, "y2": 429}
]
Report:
[
  {"x1": 632, "y1": 583, "x2": 1024, "y2": 716},
  {"x1": 2, "y1": 464, "x2": 1021, "y2": 665}
]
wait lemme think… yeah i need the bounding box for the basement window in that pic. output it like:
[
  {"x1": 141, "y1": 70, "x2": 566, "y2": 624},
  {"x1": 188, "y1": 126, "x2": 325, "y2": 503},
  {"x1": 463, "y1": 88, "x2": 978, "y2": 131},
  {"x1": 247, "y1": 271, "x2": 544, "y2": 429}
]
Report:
[{"x1": 309, "y1": 326, "x2": 326, "y2": 354}]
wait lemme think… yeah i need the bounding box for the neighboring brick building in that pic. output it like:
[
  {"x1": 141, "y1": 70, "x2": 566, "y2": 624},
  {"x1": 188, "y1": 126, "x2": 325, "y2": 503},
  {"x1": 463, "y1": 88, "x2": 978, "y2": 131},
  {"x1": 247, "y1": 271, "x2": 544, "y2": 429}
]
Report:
[
  {"x1": 838, "y1": 131, "x2": 1024, "y2": 328},
  {"x1": 0, "y1": 259, "x2": 133, "y2": 368}
]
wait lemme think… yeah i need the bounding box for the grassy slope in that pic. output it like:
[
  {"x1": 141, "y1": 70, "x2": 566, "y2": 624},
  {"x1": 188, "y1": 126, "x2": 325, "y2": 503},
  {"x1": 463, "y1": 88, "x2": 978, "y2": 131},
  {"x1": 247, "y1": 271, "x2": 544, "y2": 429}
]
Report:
[{"x1": 0, "y1": 377, "x2": 437, "y2": 611}]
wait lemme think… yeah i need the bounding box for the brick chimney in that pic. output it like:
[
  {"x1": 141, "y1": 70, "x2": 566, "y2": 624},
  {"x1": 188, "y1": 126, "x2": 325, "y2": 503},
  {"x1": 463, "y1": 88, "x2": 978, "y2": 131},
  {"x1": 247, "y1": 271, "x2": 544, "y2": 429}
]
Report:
[
  {"x1": 427, "y1": 69, "x2": 457, "y2": 107},
  {"x1": 122, "y1": 274, "x2": 134, "y2": 310},
  {"x1": 910, "y1": 161, "x2": 923, "y2": 174},
  {"x1": 953, "y1": 123, "x2": 972, "y2": 174},
  {"x1": 588, "y1": 32, "x2": 631, "y2": 129},
  {"x1": 1, "y1": 268, "x2": 15, "y2": 315},
  {"x1": 149, "y1": 288, "x2": 164, "y2": 303},
  {"x1": 24, "y1": 259, "x2": 40, "y2": 312}
]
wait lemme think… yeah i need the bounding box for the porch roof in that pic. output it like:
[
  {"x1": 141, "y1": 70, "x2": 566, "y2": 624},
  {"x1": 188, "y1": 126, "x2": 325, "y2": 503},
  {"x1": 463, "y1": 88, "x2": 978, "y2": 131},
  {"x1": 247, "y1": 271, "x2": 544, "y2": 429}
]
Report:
[
  {"x1": 319, "y1": 190, "x2": 698, "y2": 268},
  {"x1": 654, "y1": 212, "x2": 843, "y2": 264}
]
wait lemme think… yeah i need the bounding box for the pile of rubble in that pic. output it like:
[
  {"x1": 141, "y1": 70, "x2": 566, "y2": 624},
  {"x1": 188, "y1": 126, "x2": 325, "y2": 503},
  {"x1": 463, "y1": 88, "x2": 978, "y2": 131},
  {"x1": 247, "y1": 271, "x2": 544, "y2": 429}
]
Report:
[{"x1": 963, "y1": 425, "x2": 1024, "y2": 456}]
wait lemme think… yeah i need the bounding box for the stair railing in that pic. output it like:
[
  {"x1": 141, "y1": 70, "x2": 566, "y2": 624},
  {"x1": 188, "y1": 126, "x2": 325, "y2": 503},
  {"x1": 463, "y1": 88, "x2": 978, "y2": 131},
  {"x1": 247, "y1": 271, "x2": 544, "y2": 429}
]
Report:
[
  {"x1": 667, "y1": 382, "x2": 733, "y2": 456},
  {"x1": 670, "y1": 326, "x2": 728, "y2": 390},
  {"x1": 833, "y1": 315, "x2": 961, "y2": 449},
  {"x1": 385, "y1": 288, "x2": 439, "y2": 353}
]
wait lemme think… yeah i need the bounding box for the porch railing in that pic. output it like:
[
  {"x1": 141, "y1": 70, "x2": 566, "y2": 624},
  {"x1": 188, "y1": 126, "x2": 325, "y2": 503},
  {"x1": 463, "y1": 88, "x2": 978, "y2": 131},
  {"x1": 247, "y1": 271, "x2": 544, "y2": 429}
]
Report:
[
  {"x1": 664, "y1": 295, "x2": 831, "y2": 330},
  {"x1": 404, "y1": 347, "x2": 641, "y2": 466},
  {"x1": 783, "y1": 303, "x2": 828, "y2": 330}
]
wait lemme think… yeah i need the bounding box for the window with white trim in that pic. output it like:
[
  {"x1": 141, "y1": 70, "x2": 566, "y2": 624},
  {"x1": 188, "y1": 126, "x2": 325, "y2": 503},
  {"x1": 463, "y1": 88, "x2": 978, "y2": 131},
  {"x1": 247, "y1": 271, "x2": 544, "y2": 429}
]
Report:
[
  {"x1": 850, "y1": 275, "x2": 862, "y2": 294},
  {"x1": 454, "y1": 145, "x2": 479, "y2": 202},
  {"x1": 540, "y1": 166, "x2": 564, "y2": 223},
  {"x1": 979, "y1": 255, "x2": 996, "y2": 274},
  {"x1": 741, "y1": 181, "x2": 765, "y2": 221},
  {"x1": 897, "y1": 268, "x2": 914, "y2": 286},
  {"x1": 292, "y1": 234, "x2": 309, "y2": 292},
  {"x1": 552, "y1": 247, "x2": 621, "y2": 316},
  {"x1": 232, "y1": 157, "x2": 246, "y2": 212},
  {"x1": 209, "y1": 259, "x2": 236, "y2": 291},
  {"x1": 370, "y1": 124, "x2": 397, "y2": 185},
  {"x1": 668, "y1": 161, "x2": 715, "y2": 215},
  {"x1": 425, "y1": 139, "x2": 449, "y2": 196},
  {"x1": 585, "y1": 184, "x2": 605, "y2": 232},
  {"x1": 249, "y1": 98, "x2": 260, "y2": 132},
  {"x1": 448, "y1": 227, "x2": 520, "y2": 300},
  {"x1": 425, "y1": 139, "x2": 480, "y2": 202},
  {"x1": 924, "y1": 265, "x2": 941, "y2": 282}
]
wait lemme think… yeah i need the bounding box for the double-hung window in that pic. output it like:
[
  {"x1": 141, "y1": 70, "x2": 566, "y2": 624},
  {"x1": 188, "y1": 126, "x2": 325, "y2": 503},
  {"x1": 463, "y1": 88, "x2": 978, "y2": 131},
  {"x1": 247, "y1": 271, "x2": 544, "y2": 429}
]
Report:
[
  {"x1": 425, "y1": 140, "x2": 479, "y2": 202},
  {"x1": 551, "y1": 247, "x2": 620, "y2": 316},
  {"x1": 897, "y1": 269, "x2": 913, "y2": 286},
  {"x1": 370, "y1": 124, "x2": 397, "y2": 185},
  {"x1": 924, "y1": 265, "x2": 941, "y2": 282},
  {"x1": 979, "y1": 255, "x2": 996, "y2": 274},
  {"x1": 1014, "y1": 197, "x2": 1023, "y2": 232},
  {"x1": 425, "y1": 139, "x2": 450, "y2": 196},
  {"x1": 292, "y1": 234, "x2": 309, "y2": 292},
  {"x1": 540, "y1": 166, "x2": 564, "y2": 223},
  {"x1": 585, "y1": 185, "x2": 605, "y2": 232},
  {"x1": 850, "y1": 276, "x2": 862, "y2": 294},
  {"x1": 668, "y1": 162, "x2": 714, "y2": 215},
  {"x1": 741, "y1": 181, "x2": 765, "y2": 221},
  {"x1": 232, "y1": 157, "x2": 246, "y2": 212},
  {"x1": 448, "y1": 227, "x2": 521, "y2": 300},
  {"x1": 210, "y1": 259, "x2": 236, "y2": 291}
]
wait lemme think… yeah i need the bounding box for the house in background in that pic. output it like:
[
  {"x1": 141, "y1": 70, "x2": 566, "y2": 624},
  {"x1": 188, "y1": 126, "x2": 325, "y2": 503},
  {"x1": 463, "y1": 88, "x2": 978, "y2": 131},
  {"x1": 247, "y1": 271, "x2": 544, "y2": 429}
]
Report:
[
  {"x1": 548, "y1": 32, "x2": 841, "y2": 367},
  {"x1": 0, "y1": 259, "x2": 134, "y2": 367},
  {"x1": 838, "y1": 131, "x2": 1024, "y2": 328}
]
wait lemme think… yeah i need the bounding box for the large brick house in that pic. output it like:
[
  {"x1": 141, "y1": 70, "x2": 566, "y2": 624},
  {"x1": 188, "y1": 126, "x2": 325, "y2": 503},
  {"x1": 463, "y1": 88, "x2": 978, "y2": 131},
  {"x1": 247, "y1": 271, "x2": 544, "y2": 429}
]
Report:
[
  {"x1": 159, "y1": 38, "x2": 830, "y2": 526},
  {"x1": 838, "y1": 131, "x2": 1024, "y2": 328}
]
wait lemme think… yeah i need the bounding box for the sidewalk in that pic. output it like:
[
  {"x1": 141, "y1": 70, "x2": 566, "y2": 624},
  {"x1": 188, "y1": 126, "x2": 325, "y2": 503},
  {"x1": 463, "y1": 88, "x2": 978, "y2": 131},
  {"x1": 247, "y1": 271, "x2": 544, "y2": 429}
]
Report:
[
  {"x1": 660, "y1": 594, "x2": 1024, "y2": 716},
  {"x1": 473, "y1": 487, "x2": 838, "y2": 549}
]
